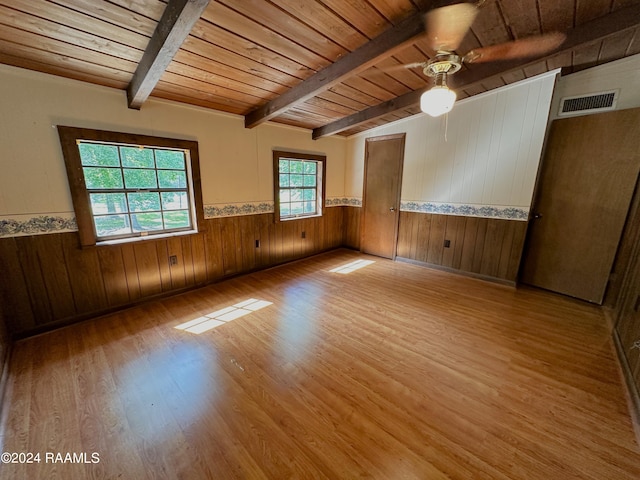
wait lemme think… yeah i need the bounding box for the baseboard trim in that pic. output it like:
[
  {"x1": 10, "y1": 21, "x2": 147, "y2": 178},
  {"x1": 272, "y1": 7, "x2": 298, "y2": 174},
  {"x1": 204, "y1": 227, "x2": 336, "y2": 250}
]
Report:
[
  {"x1": 612, "y1": 328, "x2": 640, "y2": 446},
  {"x1": 395, "y1": 256, "x2": 516, "y2": 287}
]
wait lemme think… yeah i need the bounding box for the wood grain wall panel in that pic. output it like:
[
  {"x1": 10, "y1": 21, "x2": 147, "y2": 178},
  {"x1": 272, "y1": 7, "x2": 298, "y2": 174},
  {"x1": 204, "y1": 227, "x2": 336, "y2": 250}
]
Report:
[
  {"x1": 189, "y1": 234, "x2": 207, "y2": 285},
  {"x1": 286, "y1": 220, "x2": 297, "y2": 260},
  {"x1": 239, "y1": 215, "x2": 256, "y2": 272},
  {"x1": 294, "y1": 220, "x2": 305, "y2": 259},
  {"x1": 180, "y1": 236, "x2": 195, "y2": 287},
  {"x1": 320, "y1": 208, "x2": 330, "y2": 248},
  {"x1": 32, "y1": 234, "x2": 76, "y2": 320},
  {"x1": 480, "y1": 220, "x2": 506, "y2": 278},
  {"x1": 155, "y1": 241, "x2": 172, "y2": 293},
  {"x1": 396, "y1": 212, "x2": 528, "y2": 283},
  {"x1": 396, "y1": 211, "x2": 412, "y2": 258},
  {"x1": 13, "y1": 235, "x2": 59, "y2": 324},
  {"x1": 293, "y1": 218, "x2": 304, "y2": 259},
  {"x1": 471, "y1": 220, "x2": 488, "y2": 274},
  {"x1": 120, "y1": 243, "x2": 141, "y2": 302},
  {"x1": 309, "y1": 218, "x2": 318, "y2": 255},
  {"x1": 60, "y1": 234, "x2": 108, "y2": 314},
  {"x1": 607, "y1": 173, "x2": 640, "y2": 308},
  {"x1": 166, "y1": 237, "x2": 186, "y2": 291},
  {"x1": 133, "y1": 241, "x2": 163, "y2": 298},
  {"x1": 0, "y1": 238, "x2": 35, "y2": 332},
  {"x1": 97, "y1": 246, "x2": 130, "y2": 307},
  {"x1": 415, "y1": 213, "x2": 430, "y2": 262},
  {"x1": 301, "y1": 220, "x2": 310, "y2": 256},
  {"x1": 234, "y1": 216, "x2": 249, "y2": 272},
  {"x1": 442, "y1": 216, "x2": 465, "y2": 269},
  {"x1": 331, "y1": 207, "x2": 342, "y2": 244},
  {"x1": 263, "y1": 213, "x2": 276, "y2": 264},
  {"x1": 427, "y1": 215, "x2": 446, "y2": 265},
  {"x1": 610, "y1": 171, "x2": 640, "y2": 423},
  {"x1": 203, "y1": 219, "x2": 224, "y2": 281},
  {"x1": 269, "y1": 218, "x2": 282, "y2": 265},
  {"x1": 459, "y1": 217, "x2": 479, "y2": 273},
  {"x1": 612, "y1": 225, "x2": 640, "y2": 425},
  {"x1": 282, "y1": 218, "x2": 296, "y2": 262},
  {"x1": 274, "y1": 220, "x2": 287, "y2": 263},
  {"x1": 220, "y1": 217, "x2": 239, "y2": 276},
  {"x1": 15, "y1": 236, "x2": 54, "y2": 323},
  {"x1": 255, "y1": 214, "x2": 270, "y2": 268},
  {"x1": 306, "y1": 218, "x2": 317, "y2": 256},
  {"x1": 343, "y1": 206, "x2": 361, "y2": 250},
  {"x1": 507, "y1": 224, "x2": 528, "y2": 282},
  {"x1": 298, "y1": 219, "x2": 308, "y2": 257},
  {"x1": 408, "y1": 210, "x2": 421, "y2": 260},
  {"x1": 496, "y1": 220, "x2": 517, "y2": 280},
  {"x1": 0, "y1": 208, "x2": 358, "y2": 337}
]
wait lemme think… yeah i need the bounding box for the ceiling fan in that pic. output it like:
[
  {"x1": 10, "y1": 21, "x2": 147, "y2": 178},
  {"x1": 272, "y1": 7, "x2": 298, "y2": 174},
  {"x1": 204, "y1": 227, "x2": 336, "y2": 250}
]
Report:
[{"x1": 400, "y1": 1, "x2": 566, "y2": 117}]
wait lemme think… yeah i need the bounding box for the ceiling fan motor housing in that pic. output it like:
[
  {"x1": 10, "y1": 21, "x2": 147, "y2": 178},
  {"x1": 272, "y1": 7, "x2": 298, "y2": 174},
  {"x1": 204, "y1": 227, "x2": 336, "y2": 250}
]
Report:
[{"x1": 423, "y1": 53, "x2": 462, "y2": 77}]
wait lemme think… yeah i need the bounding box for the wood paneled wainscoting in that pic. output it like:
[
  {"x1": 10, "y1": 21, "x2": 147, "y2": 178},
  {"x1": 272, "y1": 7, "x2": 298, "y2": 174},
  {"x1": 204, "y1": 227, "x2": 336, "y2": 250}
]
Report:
[
  {"x1": 342, "y1": 206, "x2": 361, "y2": 250},
  {"x1": 0, "y1": 208, "x2": 344, "y2": 338},
  {"x1": 396, "y1": 211, "x2": 527, "y2": 283}
]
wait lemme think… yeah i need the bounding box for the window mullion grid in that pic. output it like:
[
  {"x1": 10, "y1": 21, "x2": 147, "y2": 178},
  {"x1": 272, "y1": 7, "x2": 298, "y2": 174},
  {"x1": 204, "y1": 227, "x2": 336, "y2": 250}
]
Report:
[
  {"x1": 282, "y1": 170, "x2": 290, "y2": 217},
  {"x1": 159, "y1": 186, "x2": 189, "y2": 230},
  {"x1": 115, "y1": 146, "x2": 133, "y2": 232},
  {"x1": 152, "y1": 149, "x2": 166, "y2": 230}
]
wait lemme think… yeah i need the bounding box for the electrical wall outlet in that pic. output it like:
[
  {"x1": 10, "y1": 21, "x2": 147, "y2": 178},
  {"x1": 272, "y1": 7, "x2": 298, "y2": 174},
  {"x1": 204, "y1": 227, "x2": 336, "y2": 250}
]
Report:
[
  {"x1": 443, "y1": 239, "x2": 451, "y2": 248},
  {"x1": 301, "y1": 231, "x2": 306, "y2": 239},
  {"x1": 169, "y1": 255, "x2": 178, "y2": 266}
]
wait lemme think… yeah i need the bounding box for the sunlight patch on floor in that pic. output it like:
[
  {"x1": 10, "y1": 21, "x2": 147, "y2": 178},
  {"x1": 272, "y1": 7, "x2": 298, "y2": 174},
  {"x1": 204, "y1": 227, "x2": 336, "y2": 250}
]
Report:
[
  {"x1": 175, "y1": 298, "x2": 273, "y2": 334},
  {"x1": 329, "y1": 259, "x2": 375, "y2": 274}
]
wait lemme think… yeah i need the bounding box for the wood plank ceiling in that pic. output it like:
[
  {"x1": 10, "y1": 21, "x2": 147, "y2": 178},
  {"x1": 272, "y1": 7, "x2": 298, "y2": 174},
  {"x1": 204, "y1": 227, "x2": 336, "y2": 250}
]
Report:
[{"x1": 0, "y1": 0, "x2": 639, "y2": 138}]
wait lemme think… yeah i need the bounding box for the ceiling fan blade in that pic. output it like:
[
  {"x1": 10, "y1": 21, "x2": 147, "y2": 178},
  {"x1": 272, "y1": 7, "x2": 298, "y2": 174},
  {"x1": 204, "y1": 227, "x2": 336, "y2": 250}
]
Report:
[
  {"x1": 375, "y1": 62, "x2": 426, "y2": 73},
  {"x1": 425, "y1": 3, "x2": 479, "y2": 52},
  {"x1": 462, "y1": 32, "x2": 567, "y2": 64}
]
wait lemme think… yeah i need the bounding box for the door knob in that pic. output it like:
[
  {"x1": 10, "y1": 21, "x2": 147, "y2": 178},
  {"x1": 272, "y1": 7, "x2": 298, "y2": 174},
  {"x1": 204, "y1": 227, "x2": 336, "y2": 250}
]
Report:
[
  {"x1": 533, "y1": 212, "x2": 543, "y2": 219},
  {"x1": 389, "y1": 207, "x2": 396, "y2": 212}
]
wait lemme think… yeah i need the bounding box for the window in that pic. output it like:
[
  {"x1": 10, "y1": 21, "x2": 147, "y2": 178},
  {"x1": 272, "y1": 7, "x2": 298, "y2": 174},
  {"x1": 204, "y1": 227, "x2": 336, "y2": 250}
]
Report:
[
  {"x1": 273, "y1": 150, "x2": 326, "y2": 221},
  {"x1": 58, "y1": 126, "x2": 203, "y2": 246}
]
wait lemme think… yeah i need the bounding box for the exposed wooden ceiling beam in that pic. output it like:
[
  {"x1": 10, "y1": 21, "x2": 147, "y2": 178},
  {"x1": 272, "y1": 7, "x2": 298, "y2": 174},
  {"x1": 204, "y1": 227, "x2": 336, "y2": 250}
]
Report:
[
  {"x1": 312, "y1": 3, "x2": 640, "y2": 139},
  {"x1": 243, "y1": 3, "x2": 455, "y2": 129},
  {"x1": 127, "y1": 0, "x2": 210, "y2": 109}
]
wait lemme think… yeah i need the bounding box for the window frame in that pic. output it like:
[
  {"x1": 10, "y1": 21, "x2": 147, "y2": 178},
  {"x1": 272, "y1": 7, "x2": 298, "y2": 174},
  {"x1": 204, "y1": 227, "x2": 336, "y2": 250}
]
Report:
[
  {"x1": 273, "y1": 150, "x2": 326, "y2": 222},
  {"x1": 58, "y1": 126, "x2": 204, "y2": 247}
]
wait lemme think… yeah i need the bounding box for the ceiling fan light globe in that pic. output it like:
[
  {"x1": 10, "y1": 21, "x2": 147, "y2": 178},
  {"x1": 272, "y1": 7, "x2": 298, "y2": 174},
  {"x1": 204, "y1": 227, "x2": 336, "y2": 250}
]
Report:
[{"x1": 420, "y1": 86, "x2": 457, "y2": 117}]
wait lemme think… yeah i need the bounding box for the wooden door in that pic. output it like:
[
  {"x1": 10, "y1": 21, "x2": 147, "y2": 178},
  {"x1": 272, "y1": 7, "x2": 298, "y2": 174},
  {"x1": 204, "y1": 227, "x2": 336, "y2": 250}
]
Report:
[
  {"x1": 521, "y1": 108, "x2": 640, "y2": 303},
  {"x1": 361, "y1": 133, "x2": 405, "y2": 259}
]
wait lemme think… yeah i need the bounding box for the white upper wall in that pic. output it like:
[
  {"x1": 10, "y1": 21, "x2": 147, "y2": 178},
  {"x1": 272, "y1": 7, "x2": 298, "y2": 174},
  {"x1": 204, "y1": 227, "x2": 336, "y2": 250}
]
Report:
[
  {"x1": 549, "y1": 53, "x2": 640, "y2": 121},
  {"x1": 0, "y1": 64, "x2": 347, "y2": 217},
  {"x1": 4, "y1": 52, "x2": 638, "y2": 221},
  {"x1": 345, "y1": 70, "x2": 558, "y2": 209}
]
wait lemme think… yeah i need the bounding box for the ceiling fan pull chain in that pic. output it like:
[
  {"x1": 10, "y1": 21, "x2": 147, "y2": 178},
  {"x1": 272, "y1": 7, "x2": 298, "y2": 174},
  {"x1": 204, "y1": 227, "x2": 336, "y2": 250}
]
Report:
[{"x1": 444, "y1": 112, "x2": 449, "y2": 142}]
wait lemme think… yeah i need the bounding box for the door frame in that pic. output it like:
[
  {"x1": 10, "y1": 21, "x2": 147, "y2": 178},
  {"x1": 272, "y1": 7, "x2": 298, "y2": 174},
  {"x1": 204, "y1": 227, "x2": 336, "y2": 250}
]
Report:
[{"x1": 361, "y1": 133, "x2": 406, "y2": 259}]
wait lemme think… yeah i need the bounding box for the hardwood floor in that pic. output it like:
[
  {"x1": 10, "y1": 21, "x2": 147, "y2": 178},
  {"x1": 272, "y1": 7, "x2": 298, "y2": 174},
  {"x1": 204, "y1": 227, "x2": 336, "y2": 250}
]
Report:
[{"x1": 1, "y1": 248, "x2": 639, "y2": 479}]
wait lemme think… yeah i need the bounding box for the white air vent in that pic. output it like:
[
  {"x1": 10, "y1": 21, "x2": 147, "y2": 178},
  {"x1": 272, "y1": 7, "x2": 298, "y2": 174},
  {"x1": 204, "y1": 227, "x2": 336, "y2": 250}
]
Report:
[{"x1": 558, "y1": 90, "x2": 618, "y2": 117}]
